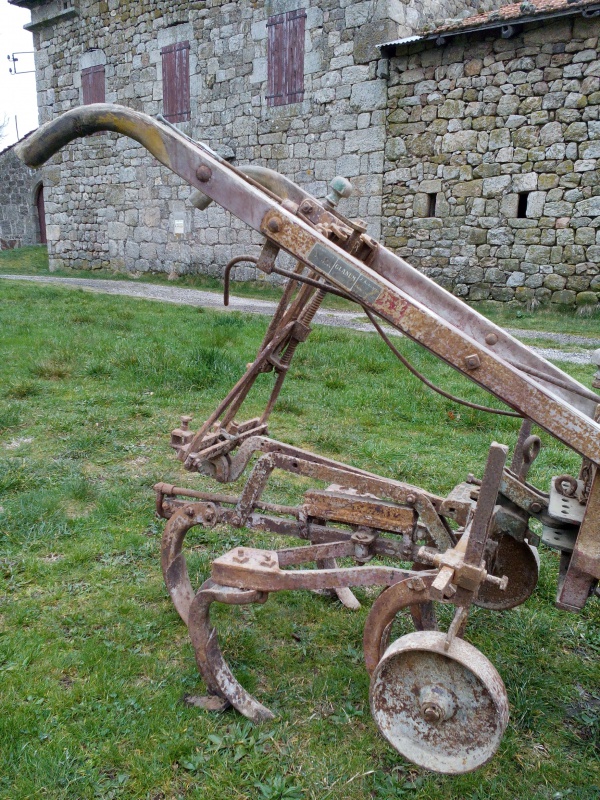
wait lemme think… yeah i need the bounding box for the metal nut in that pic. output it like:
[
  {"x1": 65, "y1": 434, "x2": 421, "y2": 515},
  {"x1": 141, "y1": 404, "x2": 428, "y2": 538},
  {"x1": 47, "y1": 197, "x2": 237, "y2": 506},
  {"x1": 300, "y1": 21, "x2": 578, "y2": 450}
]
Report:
[
  {"x1": 196, "y1": 165, "x2": 212, "y2": 182},
  {"x1": 465, "y1": 354, "x2": 481, "y2": 370}
]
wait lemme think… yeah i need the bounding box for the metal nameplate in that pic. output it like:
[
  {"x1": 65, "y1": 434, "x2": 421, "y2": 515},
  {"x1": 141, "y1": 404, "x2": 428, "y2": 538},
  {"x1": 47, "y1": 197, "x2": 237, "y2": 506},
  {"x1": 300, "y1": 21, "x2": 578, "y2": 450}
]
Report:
[{"x1": 308, "y1": 242, "x2": 382, "y2": 304}]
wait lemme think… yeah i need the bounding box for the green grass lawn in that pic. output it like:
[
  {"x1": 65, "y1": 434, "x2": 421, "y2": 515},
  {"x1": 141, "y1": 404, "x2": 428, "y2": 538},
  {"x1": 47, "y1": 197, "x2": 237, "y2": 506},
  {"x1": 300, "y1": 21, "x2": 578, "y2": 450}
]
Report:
[
  {"x1": 0, "y1": 263, "x2": 599, "y2": 799},
  {"x1": 2, "y1": 245, "x2": 600, "y2": 337}
]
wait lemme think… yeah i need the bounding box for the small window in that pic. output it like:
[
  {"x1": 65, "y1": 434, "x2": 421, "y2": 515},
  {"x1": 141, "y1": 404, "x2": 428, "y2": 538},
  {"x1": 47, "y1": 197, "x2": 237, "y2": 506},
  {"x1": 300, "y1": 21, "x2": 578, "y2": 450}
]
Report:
[
  {"x1": 35, "y1": 184, "x2": 46, "y2": 244},
  {"x1": 161, "y1": 41, "x2": 190, "y2": 122},
  {"x1": 517, "y1": 192, "x2": 530, "y2": 219},
  {"x1": 267, "y1": 9, "x2": 306, "y2": 107},
  {"x1": 427, "y1": 193, "x2": 437, "y2": 218},
  {"x1": 81, "y1": 64, "x2": 105, "y2": 105}
]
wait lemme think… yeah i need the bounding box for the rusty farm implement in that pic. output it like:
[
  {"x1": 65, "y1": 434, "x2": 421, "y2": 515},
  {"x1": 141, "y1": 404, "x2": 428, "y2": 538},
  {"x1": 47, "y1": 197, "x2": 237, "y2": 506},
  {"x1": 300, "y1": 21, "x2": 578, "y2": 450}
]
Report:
[{"x1": 16, "y1": 104, "x2": 600, "y2": 774}]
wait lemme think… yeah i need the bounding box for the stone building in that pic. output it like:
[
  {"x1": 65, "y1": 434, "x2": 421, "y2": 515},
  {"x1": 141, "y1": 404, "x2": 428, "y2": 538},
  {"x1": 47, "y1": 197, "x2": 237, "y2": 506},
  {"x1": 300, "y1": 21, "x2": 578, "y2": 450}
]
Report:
[
  {"x1": 0, "y1": 138, "x2": 46, "y2": 250},
  {"x1": 9, "y1": 0, "x2": 600, "y2": 306},
  {"x1": 381, "y1": 2, "x2": 600, "y2": 306}
]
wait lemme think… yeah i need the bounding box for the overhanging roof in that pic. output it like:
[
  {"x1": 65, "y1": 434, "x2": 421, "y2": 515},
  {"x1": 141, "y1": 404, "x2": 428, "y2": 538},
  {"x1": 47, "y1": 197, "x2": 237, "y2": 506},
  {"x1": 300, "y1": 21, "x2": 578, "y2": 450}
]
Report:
[{"x1": 379, "y1": 0, "x2": 600, "y2": 53}]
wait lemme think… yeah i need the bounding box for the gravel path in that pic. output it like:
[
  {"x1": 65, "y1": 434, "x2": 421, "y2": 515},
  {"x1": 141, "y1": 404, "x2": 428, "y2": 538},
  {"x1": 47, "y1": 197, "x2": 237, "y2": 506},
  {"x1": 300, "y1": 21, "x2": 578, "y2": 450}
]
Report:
[{"x1": 2, "y1": 273, "x2": 598, "y2": 365}]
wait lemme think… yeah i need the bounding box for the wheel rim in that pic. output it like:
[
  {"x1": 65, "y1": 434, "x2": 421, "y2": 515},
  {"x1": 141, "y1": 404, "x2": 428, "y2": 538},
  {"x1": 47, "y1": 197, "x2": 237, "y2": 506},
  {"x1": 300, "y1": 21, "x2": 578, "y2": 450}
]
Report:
[{"x1": 370, "y1": 630, "x2": 509, "y2": 774}]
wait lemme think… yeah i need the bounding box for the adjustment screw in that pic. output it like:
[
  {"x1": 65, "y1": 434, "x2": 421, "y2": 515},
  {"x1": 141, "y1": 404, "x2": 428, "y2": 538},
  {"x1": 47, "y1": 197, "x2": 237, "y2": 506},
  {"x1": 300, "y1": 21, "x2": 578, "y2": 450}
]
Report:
[{"x1": 196, "y1": 165, "x2": 212, "y2": 182}]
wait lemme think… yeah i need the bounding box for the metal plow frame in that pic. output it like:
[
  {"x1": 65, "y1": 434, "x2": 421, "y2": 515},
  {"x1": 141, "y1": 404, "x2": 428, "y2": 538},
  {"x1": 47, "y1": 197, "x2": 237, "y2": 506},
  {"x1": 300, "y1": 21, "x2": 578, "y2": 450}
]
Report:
[{"x1": 17, "y1": 103, "x2": 600, "y2": 774}]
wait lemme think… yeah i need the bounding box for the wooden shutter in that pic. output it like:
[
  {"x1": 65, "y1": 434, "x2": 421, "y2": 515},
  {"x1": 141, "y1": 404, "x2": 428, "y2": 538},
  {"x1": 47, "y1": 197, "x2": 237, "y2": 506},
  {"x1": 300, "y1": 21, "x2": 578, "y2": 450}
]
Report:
[
  {"x1": 267, "y1": 13, "x2": 286, "y2": 107},
  {"x1": 81, "y1": 64, "x2": 105, "y2": 104},
  {"x1": 267, "y1": 9, "x2": 306, "y2": 107},
  {"x1": 286, "y1": 9, "x2": 306, "y2": 104},
  {"x1": 161, "y1": 41, "x2": 191, "y2": 122}
]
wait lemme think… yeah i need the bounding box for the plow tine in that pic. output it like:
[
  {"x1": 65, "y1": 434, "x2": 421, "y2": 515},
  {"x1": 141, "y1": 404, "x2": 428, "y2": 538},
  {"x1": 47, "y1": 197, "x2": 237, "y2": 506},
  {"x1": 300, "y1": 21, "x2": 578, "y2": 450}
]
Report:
[
  {"x1": 316, "y1": 557, "x2": 361, "y2": 610},
  {"x1": 187, "y1": 583, "x2": 275, "y2": 722}
]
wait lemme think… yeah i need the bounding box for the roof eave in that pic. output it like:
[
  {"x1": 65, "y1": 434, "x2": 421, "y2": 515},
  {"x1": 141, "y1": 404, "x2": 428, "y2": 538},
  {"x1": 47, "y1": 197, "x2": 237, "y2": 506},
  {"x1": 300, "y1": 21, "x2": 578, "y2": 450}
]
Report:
[{"x1": 378, "y1": 4, "x2": 600, "y2": 54}]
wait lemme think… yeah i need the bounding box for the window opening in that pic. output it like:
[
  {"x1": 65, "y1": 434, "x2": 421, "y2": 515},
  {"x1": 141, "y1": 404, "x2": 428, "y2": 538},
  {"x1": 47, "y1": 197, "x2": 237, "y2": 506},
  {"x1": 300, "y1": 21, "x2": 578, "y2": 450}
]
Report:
[
  {"x1": 427, "y1": 193, "x2": 437, "y2": 218},
  {"x1": 267, "y1": 9, "x2": 306, "y2": 107},
  {"x1": 517, "y1": 192, "x2": 530, "y2": 219},
  {"x1": 35, "y1": 184, "x2": 46, "y2": 244},
  {"x1": 161, "y1": 41, "x2": 191, "y2": 122}
]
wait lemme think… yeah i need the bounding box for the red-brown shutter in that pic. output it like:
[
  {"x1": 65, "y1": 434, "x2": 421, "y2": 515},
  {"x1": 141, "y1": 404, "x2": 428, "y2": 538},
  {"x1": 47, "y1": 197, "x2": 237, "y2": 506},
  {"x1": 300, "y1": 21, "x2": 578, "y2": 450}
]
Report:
[
  {"x1": 161, "y1": 41, "x2": 191, "y2": 122},
  {"x1": 286, "y1": 9, "x2": 306, "y2": 104},
  {"x1": 81, "y1": 64, "x2": 105, "y2": 104},
  {"x1": 267, "y1": 9, "x2": 306, "y2": 107},
  {"x1": 267, "y1": 13, "x2": 286, "y2": 107}
]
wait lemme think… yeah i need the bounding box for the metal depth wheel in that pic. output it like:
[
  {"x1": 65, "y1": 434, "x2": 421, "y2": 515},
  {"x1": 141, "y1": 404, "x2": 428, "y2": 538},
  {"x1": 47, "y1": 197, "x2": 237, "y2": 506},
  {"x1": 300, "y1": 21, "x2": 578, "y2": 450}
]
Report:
[
  {"x1": 370, "y1": 630, "x2": 509, "y2": 774},
  {"x1": 475, "y1": 534, "x2": 539, "y2": 611}
]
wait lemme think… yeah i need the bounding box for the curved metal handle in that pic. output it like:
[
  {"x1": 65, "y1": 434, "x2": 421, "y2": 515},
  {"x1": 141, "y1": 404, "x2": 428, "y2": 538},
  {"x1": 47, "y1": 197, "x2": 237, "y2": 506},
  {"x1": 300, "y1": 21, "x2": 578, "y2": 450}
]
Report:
[{"x1": 15, "y1": 103, "x2": 172, "y2": 168}]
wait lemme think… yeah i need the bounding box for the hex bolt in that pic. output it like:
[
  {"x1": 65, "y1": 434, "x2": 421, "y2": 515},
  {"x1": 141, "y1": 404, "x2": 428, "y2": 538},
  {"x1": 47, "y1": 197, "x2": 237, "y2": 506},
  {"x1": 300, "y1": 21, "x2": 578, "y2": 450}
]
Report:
[
  {"x1": 485, "y1": 573, "x2": 508, "y2": 591},
  {"x1": 267, "y1": 217, "x2": 281, "y2": 233},
  {"x1": 419, "y1": 685, "x2": 456, "y2": 724},
  {"x1": 465, "y1": 354, "x2": 481, "y2": 370},
  {"x1": 196, "y1": 165, "x2": 212, "y2": 182},
  {"x1": 301, "y1": 200, "x2": 314, "y2": 214},
  {"x1": 232, "y1": 548, "x2": 249, "y2": 564}
]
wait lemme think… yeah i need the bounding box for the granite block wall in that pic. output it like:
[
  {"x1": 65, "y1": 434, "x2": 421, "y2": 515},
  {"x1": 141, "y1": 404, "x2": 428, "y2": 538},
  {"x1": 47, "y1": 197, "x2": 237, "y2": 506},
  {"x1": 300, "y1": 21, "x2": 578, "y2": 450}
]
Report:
[
  {"x1": 0, "y1": 144, "x2": 41, "y2": 250},
  {"x1": 31, "y1": 0, "x2": 394, "y2": 279},
  {"x1": 383, "y1": 15, "x2": 600, "y2": 306}
]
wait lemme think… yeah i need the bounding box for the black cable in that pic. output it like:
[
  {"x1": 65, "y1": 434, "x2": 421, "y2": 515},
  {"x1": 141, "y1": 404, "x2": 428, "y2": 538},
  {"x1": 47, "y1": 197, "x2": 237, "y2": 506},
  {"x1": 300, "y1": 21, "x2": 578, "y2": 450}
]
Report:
[
  {"x1": 362, "y1": 307, "x2": 522, "y2": 418},
  {"x1": 269, "y1": 265, "x2": 354, "y2": 299},
  {"x1": 271, "y1": 262, "x2": 522, "y2": 417}
]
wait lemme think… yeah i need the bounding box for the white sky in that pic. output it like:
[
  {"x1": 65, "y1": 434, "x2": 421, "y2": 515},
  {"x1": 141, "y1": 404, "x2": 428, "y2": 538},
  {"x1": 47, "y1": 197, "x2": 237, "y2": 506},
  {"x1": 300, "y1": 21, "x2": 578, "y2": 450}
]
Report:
[{"x1": 0, "y1": 0, "x2": 38, "y2": 148}]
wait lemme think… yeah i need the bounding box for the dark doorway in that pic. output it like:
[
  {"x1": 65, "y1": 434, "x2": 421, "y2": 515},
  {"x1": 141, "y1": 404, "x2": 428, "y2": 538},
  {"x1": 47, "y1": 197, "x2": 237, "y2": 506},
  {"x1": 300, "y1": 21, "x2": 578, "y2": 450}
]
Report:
[{"x1": 35, "y1": 184, "x2": 46, "y2": 244}]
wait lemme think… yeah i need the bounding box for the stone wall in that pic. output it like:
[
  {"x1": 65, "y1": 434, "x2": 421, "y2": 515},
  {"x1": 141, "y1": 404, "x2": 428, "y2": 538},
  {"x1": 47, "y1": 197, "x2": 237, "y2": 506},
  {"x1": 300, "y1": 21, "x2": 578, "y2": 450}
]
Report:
[
  {"x1": 383, "y1": 15, "x2": 600, "y2": 306},
  {"x1": 30, "y1": 0, "x2": 395, "y2": 277},
  {"x1": 0, "y1": 143, "x2": 41, "y2": 250}
]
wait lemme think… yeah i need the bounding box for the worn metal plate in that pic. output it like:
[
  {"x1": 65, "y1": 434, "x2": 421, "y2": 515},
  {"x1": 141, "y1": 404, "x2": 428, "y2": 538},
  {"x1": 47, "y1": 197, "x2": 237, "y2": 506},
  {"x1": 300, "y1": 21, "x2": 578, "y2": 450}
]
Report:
[
  {"x1": 303, "y1": 489, "x2": 414, "y2": 534},
  {"x1": 307, "y1": 241, "x2": 382, "y2": 303},
  {"x1": 548, "y1": 477, "x2": 586, "y2": 525},
  {"x1": 541, "y1": 525, "x2": 577, "y2": 553}
]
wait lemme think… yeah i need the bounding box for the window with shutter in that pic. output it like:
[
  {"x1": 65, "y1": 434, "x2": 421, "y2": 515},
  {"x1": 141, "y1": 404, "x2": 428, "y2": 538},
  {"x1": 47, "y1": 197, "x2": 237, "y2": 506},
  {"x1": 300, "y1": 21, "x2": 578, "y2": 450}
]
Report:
[
  {"x1": 81, "y1": 64, "x2": 105, "y2": 105},
  {"x1": 161, "y1": 41, "x2": 191, "y2": 122},
  {"x1": 267, "y1": 9, "x2": 306, "y2": 107}
]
